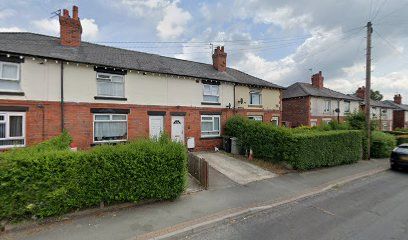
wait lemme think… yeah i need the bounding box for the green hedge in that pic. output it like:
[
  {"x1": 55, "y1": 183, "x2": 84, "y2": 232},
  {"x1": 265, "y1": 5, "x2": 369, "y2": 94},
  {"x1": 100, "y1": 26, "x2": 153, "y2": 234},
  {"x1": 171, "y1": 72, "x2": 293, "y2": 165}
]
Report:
[
  {"x1": 225, "y1": 116, "x2": 362, "y2": 170},
  {"x1": 396, "y1": 135, "x2": 408, "y2": 145},
  {"x1": 0, "y1": 135, "x2": 187, "y2": 221},
  {"x1": 370, "y1": 131, "x2": 396, "y2": 158}
]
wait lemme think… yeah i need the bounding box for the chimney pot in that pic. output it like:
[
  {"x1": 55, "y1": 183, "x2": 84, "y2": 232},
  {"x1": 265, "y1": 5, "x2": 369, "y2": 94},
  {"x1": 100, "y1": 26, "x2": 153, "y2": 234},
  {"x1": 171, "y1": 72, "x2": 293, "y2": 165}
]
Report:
[
  {"x1": 73, "y1": 5, "x2": 79, "y2": 20},
  {"x1": 311, "y1": 71, "x2": 324, "y2": 89},
  {"x1": 59, "y1": 5, "x2": 82, "y2": 47},
  {"x1": 356, "y1": 86, "x2": 366, "y2": 99},
  {"x1": 212, "y1": 45, "x2": 227, "y2": 72},
  {"x1": 394, "y1": 94, "x2": 402, "y2": 104}
]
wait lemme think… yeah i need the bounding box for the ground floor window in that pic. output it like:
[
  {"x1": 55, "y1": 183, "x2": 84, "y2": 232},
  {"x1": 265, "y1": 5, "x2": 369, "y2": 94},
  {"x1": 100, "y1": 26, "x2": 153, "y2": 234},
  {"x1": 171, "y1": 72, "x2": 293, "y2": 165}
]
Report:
[
  {"x1": 201, "y1": 115, "x2": 220, "y2": 137},
  {"x1": 248, "y1": 115, "x2": 263, "y2": 121},
  {"x1": 322, "y1": 119, "x2": 332, "y2": 125},
  {"x1": 310, "y1": 120, "x2": 317, "y2": 127},
  {"x1": 94, "y1": 113, "x2": 127, "y2": 143},
  {"x1": 0, "y1": 112, "x2": 25, "y2": 148},
  {"x1": 271, "y1": 116, "x2": 279, "y2": 126}
]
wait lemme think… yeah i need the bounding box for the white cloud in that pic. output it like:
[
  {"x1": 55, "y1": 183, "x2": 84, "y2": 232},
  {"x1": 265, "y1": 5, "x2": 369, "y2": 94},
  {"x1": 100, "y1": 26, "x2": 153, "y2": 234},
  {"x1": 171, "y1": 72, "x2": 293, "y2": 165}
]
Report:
[
  {"x1": 32, "y1": 18, "x2": 99, "y2": 40},
  {"x1": 254, "y1": 6, "x2": 312, "y2": 30},
  {"x1": 156, "y1": 2, "x2": 191, "y2": 39},
  {"x1": 0, "y1": 27, "x2": 24, "y2": 32}
]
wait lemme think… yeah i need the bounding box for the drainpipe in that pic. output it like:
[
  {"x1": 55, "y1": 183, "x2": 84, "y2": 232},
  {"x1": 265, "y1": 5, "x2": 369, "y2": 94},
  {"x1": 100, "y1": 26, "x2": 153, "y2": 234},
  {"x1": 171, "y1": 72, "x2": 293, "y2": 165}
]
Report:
[
  {"x1": 60, "y1": 61, "x2": 64, "y2": 132},
  {"x1": 337, "y1": 100, "x2": 340, "y2": 122},
  {"x1": 233, "y1": 84, "x2": 236, "y2": 109}
]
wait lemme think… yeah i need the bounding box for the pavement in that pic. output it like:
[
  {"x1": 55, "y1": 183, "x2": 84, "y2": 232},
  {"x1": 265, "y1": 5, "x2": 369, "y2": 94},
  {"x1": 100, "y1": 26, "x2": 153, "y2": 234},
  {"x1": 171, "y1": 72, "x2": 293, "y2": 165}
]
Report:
[
  {"x1": 0, "y1": 158, "x2": 389, "y2": 240},
  {"x1": 195, "y1": 151, "x2": 276, "y2": 185},
  {"x1": 185, "y1": 169, "x2": 408, "y2": 240}
]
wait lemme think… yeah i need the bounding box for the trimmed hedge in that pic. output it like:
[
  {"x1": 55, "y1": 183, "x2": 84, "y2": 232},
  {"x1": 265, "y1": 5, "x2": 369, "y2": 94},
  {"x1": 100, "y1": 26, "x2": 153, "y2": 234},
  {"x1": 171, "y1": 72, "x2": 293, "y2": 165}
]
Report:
[
  {"x1": 0, "y1": 135, "x2": 187, "y2": 221},
  {"x1": 371, "y1": 131, "x2": 396, "y2": 158},
  {"x1": 396, "y1": 135, "x2": 408, "y2": 145},
  {"x1": 225, "y1": 116, "x2": 362, "y2": 170}
]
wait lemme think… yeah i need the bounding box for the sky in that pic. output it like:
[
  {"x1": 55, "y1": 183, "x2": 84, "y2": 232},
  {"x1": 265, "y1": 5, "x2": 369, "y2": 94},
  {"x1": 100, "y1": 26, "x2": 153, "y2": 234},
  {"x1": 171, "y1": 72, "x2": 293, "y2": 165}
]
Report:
[{"x1": 0, "y1": 0, "x2": 407, "y2": 103}]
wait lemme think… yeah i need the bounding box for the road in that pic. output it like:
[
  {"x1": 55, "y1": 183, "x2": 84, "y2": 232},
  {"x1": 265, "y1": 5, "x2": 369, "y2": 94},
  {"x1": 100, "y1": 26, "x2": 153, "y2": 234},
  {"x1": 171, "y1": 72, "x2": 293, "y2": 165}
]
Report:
[{"x1": 183, "y1": 170, "x2": 408, "y2": 240}]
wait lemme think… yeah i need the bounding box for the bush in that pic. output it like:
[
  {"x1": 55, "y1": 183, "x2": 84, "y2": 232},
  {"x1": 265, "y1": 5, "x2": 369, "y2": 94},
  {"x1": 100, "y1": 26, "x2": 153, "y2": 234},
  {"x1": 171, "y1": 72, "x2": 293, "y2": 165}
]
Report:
[
  {"x1": 0, "y1": 135, "x2": 187, "y2": 221},
  {"x1": 225, "y1": 116, "x2": 362, "y2": 170},
  {"x1": 396, "y1": 135, "x2": 408, "y2": 145},
  {"x1": 346, "y1": 111, "x2": 377, "y2": 130},
  {"x1": 371, "y1": 131, "x2": 396, "y2": 158}
]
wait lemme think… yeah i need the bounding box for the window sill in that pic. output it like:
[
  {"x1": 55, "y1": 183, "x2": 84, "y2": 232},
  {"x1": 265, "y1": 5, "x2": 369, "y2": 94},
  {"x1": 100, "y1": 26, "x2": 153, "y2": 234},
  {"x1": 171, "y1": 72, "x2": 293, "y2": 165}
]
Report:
[
  {"x1": 0, "y1": 91, "x2": 25, "y2": 96},
  {"x1": 201, "y1": 102, "x2": 221, "y2": 105},
  {"x1": 200, "y1": 136, "x2": 222, "y2": 140},
  {"x1": 91, "y1": 140, "x2": 127, "y2": 147},
  {"x1": 94, "y1": 96, "x2": 127, "y2": 101},
  {"x1": 248, "y1": 104, "x2": 263, "y2": 108}
]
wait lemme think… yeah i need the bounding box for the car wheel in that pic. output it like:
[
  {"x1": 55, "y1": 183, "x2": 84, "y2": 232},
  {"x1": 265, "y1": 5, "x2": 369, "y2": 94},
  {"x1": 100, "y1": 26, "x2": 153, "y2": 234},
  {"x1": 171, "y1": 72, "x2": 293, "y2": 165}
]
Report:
[{"x1": 390, "y1": 164, "x2": 398, "y2": 171}]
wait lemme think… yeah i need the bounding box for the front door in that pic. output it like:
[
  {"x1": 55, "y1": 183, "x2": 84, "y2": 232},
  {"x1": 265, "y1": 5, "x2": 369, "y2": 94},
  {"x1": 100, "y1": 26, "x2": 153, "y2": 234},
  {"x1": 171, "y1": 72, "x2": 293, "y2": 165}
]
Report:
[
  {"x1": 149, "y1": 115, "x2": 164, "y2": 139},
  {"x1": 171, "y1": 116, "x2": 185, "y2": 143}
]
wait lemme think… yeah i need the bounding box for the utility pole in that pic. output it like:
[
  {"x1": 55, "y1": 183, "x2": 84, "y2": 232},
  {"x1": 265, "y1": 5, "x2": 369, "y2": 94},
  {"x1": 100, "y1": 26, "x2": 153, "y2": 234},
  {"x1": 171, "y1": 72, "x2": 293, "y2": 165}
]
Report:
[{"x1": 365, "y1": 21, "x2": 373, "y2": 160}]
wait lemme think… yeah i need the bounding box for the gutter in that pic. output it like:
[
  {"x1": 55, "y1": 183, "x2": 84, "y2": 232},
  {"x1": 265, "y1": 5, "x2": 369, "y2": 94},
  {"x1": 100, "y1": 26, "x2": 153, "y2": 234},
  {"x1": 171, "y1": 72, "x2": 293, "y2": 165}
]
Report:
[{"x1": 60, "y1": 61, "x2": 64, "y2": 132}]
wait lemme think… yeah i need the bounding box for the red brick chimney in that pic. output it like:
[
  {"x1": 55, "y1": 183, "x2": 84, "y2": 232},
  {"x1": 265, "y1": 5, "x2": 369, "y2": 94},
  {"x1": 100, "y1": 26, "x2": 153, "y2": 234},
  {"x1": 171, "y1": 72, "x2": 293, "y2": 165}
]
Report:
[
  {"x1": 59, "y1": 6, "x2": 82, "y2": 47},
  {"x1": 394, "y1": 94, "x2": 402, "y2": 104},
  {"x1": 212, "y1": 46, "x2": 227, "y2": 72},
  {"x1": 311, "y1": 71, "x2": 324, "y2": 89},
  {"x1": 356, "y1": 86, "x2": 366, "y2": 99}
]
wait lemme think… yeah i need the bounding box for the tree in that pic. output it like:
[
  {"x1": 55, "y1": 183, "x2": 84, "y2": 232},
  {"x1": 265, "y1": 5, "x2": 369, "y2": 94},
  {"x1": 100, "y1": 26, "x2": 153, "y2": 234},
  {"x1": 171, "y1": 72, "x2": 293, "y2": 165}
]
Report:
[{"x1": 370, "y1": 90, "x2": 383, "y2": 101}]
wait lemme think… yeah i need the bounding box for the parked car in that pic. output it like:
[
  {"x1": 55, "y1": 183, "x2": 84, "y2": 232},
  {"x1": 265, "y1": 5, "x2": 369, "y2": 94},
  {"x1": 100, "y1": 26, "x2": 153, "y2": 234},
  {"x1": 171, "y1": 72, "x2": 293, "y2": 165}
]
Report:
[{"x1": 390, "y1": 144, "x2": 408, "y2": 170}]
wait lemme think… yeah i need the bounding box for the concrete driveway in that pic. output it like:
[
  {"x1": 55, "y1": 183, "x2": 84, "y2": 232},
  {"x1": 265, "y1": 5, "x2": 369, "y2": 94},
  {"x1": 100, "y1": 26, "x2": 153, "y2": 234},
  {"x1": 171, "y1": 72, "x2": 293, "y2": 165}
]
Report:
[{"x1": 195, "y1": 151, "x2": 276, "y2": 185}]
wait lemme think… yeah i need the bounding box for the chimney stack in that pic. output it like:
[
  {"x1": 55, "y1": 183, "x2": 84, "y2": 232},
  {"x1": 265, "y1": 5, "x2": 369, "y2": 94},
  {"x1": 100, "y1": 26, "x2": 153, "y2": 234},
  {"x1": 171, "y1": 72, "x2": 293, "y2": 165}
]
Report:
[
  {"x1": 212, "y1": 46, "x2": 227, "y2": 72},
  {"x1": 59, "y1": 6, "x2": 82, "y2": 47},
  {"x1": 356, "y1": 86, "x2": 366, "y2": 99},
  {"x1": 311, "y1": 71, "x2": 324, "y2": 89},
  {"x1": 394, "y1": 94, "x2": 402, "y2": 104}
]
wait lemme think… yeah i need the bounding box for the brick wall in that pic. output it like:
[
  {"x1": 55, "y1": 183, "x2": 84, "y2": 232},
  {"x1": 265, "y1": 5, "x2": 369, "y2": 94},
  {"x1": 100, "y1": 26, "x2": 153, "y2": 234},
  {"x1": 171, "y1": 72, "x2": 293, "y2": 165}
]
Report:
[
  {"x1": 393, "y1": 110, "x2": 405, "y2": 130},
  {"x1": 0, "y1": 100, "x2": 281, "y2": 151},
  {"x1": 282, "y1": 97, "x2": 310, "y2": 127}
]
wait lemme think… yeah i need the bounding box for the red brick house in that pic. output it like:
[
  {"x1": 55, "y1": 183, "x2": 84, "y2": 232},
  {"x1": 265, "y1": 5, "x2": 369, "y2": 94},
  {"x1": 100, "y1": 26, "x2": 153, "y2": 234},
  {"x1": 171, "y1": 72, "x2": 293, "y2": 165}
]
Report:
[
  {"x1": 384, "y1": 94, "x2": 408, "y2": 130},
  {"x1": 282, "y1": 71, "x2": 361, "y2": 127},
  {"x1": 0, "y1": 6, "x2": 284, "y2": 150}
]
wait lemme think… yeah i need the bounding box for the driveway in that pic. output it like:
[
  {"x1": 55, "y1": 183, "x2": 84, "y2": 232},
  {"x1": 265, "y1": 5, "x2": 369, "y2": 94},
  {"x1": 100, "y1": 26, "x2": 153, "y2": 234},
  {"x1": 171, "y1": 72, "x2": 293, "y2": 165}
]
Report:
[{"x1": 195, "y1": 151, "x2": 276, "y2": 185}]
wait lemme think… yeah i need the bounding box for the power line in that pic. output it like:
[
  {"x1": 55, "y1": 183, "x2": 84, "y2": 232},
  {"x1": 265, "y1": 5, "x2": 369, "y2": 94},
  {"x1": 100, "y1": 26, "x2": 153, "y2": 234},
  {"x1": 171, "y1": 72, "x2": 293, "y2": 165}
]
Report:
[{"x1": 371, "y1": 0, "x2": 389, "y2": 21}]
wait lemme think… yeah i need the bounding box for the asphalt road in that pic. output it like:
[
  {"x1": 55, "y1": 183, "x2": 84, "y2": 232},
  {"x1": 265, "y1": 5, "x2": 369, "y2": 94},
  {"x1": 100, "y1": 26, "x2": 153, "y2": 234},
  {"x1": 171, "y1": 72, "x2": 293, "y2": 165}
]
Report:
[{"x1": 183, "y1": 170, "x2": 408, "y2": 240}]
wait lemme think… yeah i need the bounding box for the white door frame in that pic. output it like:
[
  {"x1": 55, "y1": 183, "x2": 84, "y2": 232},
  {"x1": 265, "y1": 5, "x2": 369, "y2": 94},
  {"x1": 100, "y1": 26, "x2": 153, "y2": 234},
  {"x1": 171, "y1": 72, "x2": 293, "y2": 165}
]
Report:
[{"x1": 171, "y1": 115, "x2": 185, "y2": 143}]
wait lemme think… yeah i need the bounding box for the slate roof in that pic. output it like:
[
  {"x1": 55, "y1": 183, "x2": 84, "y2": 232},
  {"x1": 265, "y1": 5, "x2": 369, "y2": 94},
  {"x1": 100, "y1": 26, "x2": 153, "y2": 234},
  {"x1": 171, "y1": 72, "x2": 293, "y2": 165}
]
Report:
[
  {"x1": 383, "y1": 100, "x2": 408, "y2": 111},
  {"x1": 283, "y1": 82, "x2": 362, "y2": 101},
  {"x1": 348, "y1": 94, "x2": 396, "y2": 108},
  {"x1": 0, "y1": 32, "x2": 284, "y2": 89}
]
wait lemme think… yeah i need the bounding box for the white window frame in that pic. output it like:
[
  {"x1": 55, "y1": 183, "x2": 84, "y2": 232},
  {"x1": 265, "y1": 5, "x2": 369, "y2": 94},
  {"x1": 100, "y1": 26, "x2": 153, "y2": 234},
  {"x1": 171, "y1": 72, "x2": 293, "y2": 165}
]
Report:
[
  {"x1": 0, "y1": 61, "x2": 20, "y2": 81},
  {"x1": 93, "y1": 113, "x2": 128, "y2": 143},
  {"x1": 249, "y1": 89, "x2": 262, "y2": 105},
  {"x1": 96, "y1": 72, "x2": 125, "y2": 98},
  {"x1": 323, "y1": 118, "x2": 332, "y2": 125},
  {"x1": 201, "y1": 115, "x2": 221, "y2": 138},
  {"x1": 271, "y1": 116, "x2": 279, "y2": 126},
  {"x1": 0, "y1": 112, "x2": 25, "y2": 149},
  {"x1": 323, "y1": 100, "x2": 331, "y2": 113},
  {"x1": 248, "y1": 116, "x2": 263, "y2": 121},
  {"x1": 202, "y1": 84, "x2": 220, "y2": 103},
  {"x1": 310, "y1": 120, "x2": 318, "y2": 127}
]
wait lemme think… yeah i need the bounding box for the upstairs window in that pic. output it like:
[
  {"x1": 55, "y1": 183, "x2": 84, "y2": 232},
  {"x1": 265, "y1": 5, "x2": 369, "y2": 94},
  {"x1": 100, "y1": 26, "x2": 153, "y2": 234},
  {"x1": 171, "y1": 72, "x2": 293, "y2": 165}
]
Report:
[
  {"x1": 0, "y1": 112, "x2": 25, "y2": 148},
  {"x1": 203, "y1": 84, "x2": 219, "y2": 103},
  {"x1": 344, "y1": 101, "x2": 351, "y2": 113},
  {"x1": 0, "y1": 62, "x2": 19, "y2": 81},
  {"x1": 96, "y1": 73, "x2": 125, "y2": 97},
  {"x1": 94, "y1": 114, "x2": 127, "y2": 143},
  {"x1": 249, "y1": 90, "x2": 262, "y2": 105},
  {"x1": 324, "y1": 100, "x2": 331, "y2": 113}
]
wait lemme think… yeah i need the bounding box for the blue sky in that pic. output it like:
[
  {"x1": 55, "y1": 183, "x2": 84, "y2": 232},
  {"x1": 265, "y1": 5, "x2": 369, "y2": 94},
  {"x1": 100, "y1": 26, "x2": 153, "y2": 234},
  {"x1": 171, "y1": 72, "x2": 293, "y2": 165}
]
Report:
[{"x1": 0, "y1": 0, "x2": 407, "y2": 102}]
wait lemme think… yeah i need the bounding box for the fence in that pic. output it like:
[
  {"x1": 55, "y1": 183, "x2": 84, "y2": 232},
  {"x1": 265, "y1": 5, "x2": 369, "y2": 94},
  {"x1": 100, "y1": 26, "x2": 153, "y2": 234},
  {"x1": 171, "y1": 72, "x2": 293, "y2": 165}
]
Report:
[{"x1": 188, "y1": 153, "x2": 209, "y2": 189}]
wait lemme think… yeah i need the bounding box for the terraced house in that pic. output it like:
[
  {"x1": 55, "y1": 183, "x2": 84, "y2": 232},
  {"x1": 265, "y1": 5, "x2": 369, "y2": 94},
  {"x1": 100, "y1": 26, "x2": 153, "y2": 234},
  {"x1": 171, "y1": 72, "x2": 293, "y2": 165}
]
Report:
[
  {"x1": 354, "y1": 86, "x2": 395, "y2": 131},
  {"x1": 282, "y1": 71, "x2": 361, "y2": 127},
  {"x1": 383, "y1": 94, "x2": 408, "y2": 130},
  {"x1": 0, "y1": 6, "x2": 283, "y2": 150}
]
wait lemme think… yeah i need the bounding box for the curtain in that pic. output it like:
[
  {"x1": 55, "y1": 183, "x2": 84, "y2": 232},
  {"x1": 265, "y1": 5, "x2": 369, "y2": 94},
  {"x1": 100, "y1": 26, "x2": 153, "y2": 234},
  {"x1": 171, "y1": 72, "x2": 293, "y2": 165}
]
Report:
[
  {"x1": 95, "y1": 121, "x2": 127, "y2": 140},
  {"x1": 9, "y1": 116, "x2": 22, "y2": 137},
  {"x1": 2, "y1": 64, "x2": 18, "y2": 79}
]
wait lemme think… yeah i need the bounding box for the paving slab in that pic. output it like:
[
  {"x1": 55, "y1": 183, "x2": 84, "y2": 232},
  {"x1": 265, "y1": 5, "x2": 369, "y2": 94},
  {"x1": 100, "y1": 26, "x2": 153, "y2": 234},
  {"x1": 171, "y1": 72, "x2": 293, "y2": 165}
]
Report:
[{"x1": 195, "y1": 151, "x2": 277, "y2": 185}]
